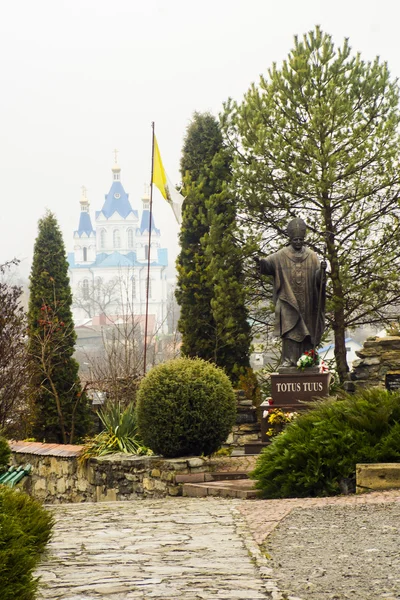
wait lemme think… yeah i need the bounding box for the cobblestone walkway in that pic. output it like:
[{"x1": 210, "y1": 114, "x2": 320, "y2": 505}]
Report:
[{"x1": 37, "y1": 498, "x2": 279, "y2": 600}]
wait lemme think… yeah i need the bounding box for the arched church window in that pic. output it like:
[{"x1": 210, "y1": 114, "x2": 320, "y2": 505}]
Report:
[
  {"x1": 100, "y1": 229, "x2": 106, "y2": 249},
  {"x1": 83, "y1": 247, "x2": 88, "y2": 262},
  {"x1": 144, "y1": 244, "x2": 149, "y2": 260},
  {"x1": 131, "y1": 277, "x2": 136, "y2": 299},
  {"x1": 82, "y1": 279, "x2": 89, "y2": 300},
  {"x1": 113, "y1": 229, "x2": 121, "y2": 248},
  {"x1": 127, "y1": 228, "x2": 134, "y2": 248}
]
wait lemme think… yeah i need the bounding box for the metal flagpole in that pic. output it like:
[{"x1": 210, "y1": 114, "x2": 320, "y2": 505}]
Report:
[{"x1": 143, "y1": 121, "x2": 155, "y2": 374}]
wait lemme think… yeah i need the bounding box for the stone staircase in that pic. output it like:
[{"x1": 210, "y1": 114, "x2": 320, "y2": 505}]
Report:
[{"x1": 182, "y1": 471, "x2": 258, "y2": 499}]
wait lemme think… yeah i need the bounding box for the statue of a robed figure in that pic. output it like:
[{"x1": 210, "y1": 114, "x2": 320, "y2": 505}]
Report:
[{"x1": 255, "y1": 218, "x2": 326, "y2": 371}]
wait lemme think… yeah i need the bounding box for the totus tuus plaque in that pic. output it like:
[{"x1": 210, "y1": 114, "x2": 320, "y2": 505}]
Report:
[{"x1": 270, "y1": 371, "x2": 331, "y2": 410}]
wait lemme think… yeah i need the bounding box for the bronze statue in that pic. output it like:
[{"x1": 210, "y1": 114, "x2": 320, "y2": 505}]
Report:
[{"x1": 255, "y1": 218, "x2": 326, "y2": 371}]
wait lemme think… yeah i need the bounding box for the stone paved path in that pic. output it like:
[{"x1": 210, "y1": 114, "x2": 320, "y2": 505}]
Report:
[{"x1": 37, "y1": 498, "x2": 279, "y2": 600}]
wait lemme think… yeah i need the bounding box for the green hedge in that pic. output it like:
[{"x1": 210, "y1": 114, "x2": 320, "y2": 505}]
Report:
[
  {"x1": 0, "y1": 487, "x2": 54, "y2": 600},
  {"x1": 136, "y1": 357, "x2": 236, "y2": 458},
  {"x1": 251, "y1": 388, "x2": 400, "y2": 498}
]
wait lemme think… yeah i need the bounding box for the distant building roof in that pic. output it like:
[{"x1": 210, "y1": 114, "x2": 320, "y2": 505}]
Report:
[
  {"x1": 319, "y1": 338, "x2": 361, "y2": 354},
  {"x1": 68, "y1": 248, "x2": 168, "y2": 269},
  {"x1": 139, "y1": 209, "x2": 160, "y2": 235},
  {"x1": 98, "y1": 180, "x2": 135, "y2": 219},
  {"x1": 75, "y1": 211, "x2": 95, "y2": 236}
]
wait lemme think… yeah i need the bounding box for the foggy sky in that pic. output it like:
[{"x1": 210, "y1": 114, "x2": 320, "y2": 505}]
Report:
[{"x1": 0, "y1": 0, "x2": 398, "y2": 278}]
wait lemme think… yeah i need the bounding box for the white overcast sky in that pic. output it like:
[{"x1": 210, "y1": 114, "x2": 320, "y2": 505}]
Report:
[{"x1": 0, "y1": 0, "x2": 398, "y2": 277}]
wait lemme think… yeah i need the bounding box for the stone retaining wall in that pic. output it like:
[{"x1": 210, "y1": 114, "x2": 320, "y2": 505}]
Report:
[
  {"x1": 224, "y1": 390, "x2": 261, "y2": 449},
  {"x1": 10, "y1": 442, "x2": 257, "y2": 504},
  {"x1": 351, "y1": 336, "x2": 400, "y2": 389}
]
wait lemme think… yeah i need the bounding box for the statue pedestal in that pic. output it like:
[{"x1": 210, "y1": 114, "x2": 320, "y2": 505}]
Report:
[{"x1": 270, "y1": 370, "x2": 331, "y2": 411}]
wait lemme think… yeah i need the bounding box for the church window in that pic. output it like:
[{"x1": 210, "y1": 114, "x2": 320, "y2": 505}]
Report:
[
  {"x1": 132, "y1": 277, "x2": 136, "y2": 299},
  {"x1": 127, "y1": 228, "x2": 134, "y2": 248},
  {"x1": 82, "y1": 279, "x2": 89, "y2": 300},
  {"x1": 83, "y1": 247, "x2": 87, "y2": 262},
  {"x1": 100, "y1": 229, "x2": 106, "y2": 249},
  {"x1": 144, "y1": 244, "x2": 149, "y2": 260},
  {"x1": 113, "y1": 229, "x2": 121, "y2": 248}
]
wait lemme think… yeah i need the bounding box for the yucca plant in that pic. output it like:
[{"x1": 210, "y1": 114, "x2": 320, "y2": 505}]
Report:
[{"x1": 79, "y1": 402, "x2": 150, "y2": 463}]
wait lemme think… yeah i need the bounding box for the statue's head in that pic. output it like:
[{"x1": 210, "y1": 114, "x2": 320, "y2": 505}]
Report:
[{"x1": 287, "y1": 218, "x2": 307, "y2": 252}]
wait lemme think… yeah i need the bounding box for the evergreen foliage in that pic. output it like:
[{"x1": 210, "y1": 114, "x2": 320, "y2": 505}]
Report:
[
  {"x1": 0, "y1": 486, "x2": 54, "y2": 600},
  {"x1": 222, "y1": 26, "x2": 400, "y2": 381},
  {"x1": 176, "y1": 113, "x2": 220, "y2": 361},
  {"x1": 176, "y1": 112, "x2": 251, "y2": 384},
  {"x1": 136, "y1": 357, "x2": 236, "y2": 458},
  {"x1": 0, "y1": 436, "x2": 10, "y2": 471},
  {"x1": 205, "y1": 149, "x2": 252, "y2": 383},
  {"x1": 251, "y1": 388, "x2": 400, "y2": 498},
  {"x1": 28, "y1": 211, "x2": 91, "y2": 443}
]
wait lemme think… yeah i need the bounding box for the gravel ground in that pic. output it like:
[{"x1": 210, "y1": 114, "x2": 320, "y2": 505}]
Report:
[{"x1": 265, "y1": 502, "x2": 400, "y2": 600}]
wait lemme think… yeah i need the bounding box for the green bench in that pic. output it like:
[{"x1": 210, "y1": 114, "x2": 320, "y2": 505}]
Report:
[{"x1": 0, "y1": 465, "x2": 32, "y2": 488}]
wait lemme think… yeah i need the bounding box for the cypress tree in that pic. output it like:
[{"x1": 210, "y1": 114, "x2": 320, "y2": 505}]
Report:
[
  {"x1": 176, "y1": 112, "x2": 251, "y2": 384},
  {"x1": 28, "y1": 211, "x2": 91, "y2": 443},
  {"x1": 206, "y1": 149, "x2": 251, "y2": 383},
  {"x1": 176, "y1": 113, "x2": 221, "y2": 360}
]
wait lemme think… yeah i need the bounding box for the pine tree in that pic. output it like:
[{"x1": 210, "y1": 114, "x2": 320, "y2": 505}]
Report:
[
  {"x1": 223, "y1": 26, "x2": 400, "y2": 381},
  {"x1": 28, "y1": 211, "x2": 91, "y2": 443},
  {"x1": 176, "y1": 112, "x2": 251, "y2": 384}
]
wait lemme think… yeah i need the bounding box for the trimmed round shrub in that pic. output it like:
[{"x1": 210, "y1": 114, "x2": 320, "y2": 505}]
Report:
[
  {"x1": 0, "y1": 435, "x2": 11, "y2": 471},
  {"x1": 0, "y1": 486, "x2": 54, "y2": 600},
  {"x1": 136, "y1": 357, "x2": 236, "y2": 457},
  {"x1": 251, "y1": 388, "x2": 400, "y2": 499}
]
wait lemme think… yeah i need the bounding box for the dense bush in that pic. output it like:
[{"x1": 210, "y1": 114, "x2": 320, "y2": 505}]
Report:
[
  {"x1": 136, "y1": 357, "x2": 236, "y2": 458},
  {"x1": 0, "y1": 486, "x2": 54, "y2": 600},
  {"x1": 0, "y1": 435, "x2": 11, "y2": 471},
  {"x1": 252, "y1": 388, "x2": 400, "y2": 498}
]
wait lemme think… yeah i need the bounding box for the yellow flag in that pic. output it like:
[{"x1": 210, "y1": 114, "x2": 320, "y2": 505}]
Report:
[
  {"x1": 152, "y1": 136, "x2": 168, "y2": 200},
  {"x1": 152, "y1": 135, "x2": 183, "y2": 224}
]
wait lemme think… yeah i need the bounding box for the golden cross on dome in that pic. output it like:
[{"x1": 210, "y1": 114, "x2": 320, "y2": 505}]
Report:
[
  {"x1": 113, "y1": 148, "x2": 119, "y2": 164},
  {"x1": 81, "y1": 185, "x2": 87, "y2": 199}
]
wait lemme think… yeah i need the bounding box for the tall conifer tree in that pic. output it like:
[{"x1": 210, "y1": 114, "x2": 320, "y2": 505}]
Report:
[
  {"x1": 176, "y1": 112, "x2": 251, "y2": 384},
  {"x1": 28, "y1": 211, "x2": 91, "y2": 443}
]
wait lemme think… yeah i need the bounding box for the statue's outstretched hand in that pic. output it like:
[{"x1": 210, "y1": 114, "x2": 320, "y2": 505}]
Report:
[{"x1": 253, "y1": 256, "x2": 261, "y2": 271}]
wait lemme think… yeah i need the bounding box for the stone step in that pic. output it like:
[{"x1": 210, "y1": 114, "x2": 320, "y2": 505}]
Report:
[
  {"x1": 208, "y1": 471, "x2": 249, "y2": 481},
  {"x1": 182, "y1": 479, "x2": 258, "y2": 499},
  {"x1": 244, "y1": 441, "x2": 270, "y2": 455}
]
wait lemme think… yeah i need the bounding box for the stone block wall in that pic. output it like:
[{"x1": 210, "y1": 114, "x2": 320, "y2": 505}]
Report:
[
  {"x1": 10, "y1": 441, "x2": 257, "y2": 504},
  {"x1": 224, "y1": 390, "x2": 261, "y2": 449},
  {"x1": 351, "y1": 336, "x2": 400, "y2": 389}
]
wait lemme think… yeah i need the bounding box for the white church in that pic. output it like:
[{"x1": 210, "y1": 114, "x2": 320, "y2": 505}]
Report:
[{"x1": 68, "y1": 156, "x2": 169, "y2": 335}]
